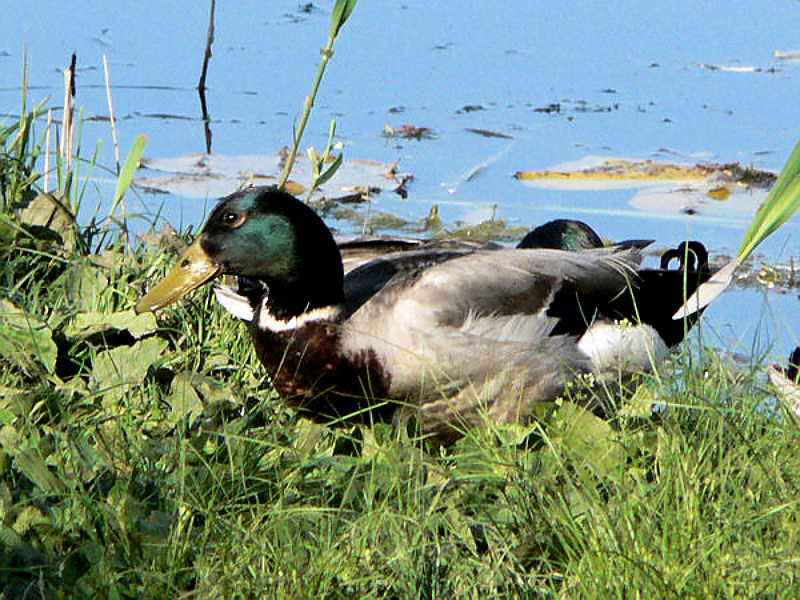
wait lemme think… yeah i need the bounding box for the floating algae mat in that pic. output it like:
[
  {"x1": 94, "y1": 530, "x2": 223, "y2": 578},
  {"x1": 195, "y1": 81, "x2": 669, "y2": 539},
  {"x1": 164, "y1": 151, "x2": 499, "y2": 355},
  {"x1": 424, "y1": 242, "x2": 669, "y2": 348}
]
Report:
[
  {"x1": 516, "y1": 156, "x2": 776, "y2": 220},
  {"x1": 515, "y1": 156, "x2": 775, "y2": 188}
]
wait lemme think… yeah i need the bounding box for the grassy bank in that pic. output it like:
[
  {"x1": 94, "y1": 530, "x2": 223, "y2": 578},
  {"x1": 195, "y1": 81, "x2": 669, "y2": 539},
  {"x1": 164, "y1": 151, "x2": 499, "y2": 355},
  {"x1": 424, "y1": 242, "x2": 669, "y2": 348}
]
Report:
[
  {"x1": 2, "y1": 118, "x2": 800, "y2": 600},
  {"x1": 2, "y1": 227, "x2": 800, "y2": 598}
]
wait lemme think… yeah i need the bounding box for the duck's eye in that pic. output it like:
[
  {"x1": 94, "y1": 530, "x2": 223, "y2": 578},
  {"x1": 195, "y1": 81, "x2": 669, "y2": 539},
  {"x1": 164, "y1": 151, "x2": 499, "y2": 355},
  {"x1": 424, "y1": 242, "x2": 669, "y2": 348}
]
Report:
[{"x1": 222, "y1": 211, "x2": 245, "y2": 227}]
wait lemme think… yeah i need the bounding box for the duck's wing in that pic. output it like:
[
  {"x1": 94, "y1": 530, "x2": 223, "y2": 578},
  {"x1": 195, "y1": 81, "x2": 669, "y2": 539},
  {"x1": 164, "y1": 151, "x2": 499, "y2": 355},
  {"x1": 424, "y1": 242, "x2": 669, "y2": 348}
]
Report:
[
  {"x1": 342, "y1": 246, "x2": 480, "y2": 316},
  {"x1": 368, "y1": 246, "x2": 642, "y2": 332},
  {"x1": 337, "y1": 235, "x2": 426, "y2": 273},
  {"x1": 338, "y1": 235, "x2": 504, "y2": 274},
  {"x1": 337, "y1": 247, "x2": 644, "y2": 436},
  {"x1": 342, "y1": 247, "x2": 642, "y2": 390}
]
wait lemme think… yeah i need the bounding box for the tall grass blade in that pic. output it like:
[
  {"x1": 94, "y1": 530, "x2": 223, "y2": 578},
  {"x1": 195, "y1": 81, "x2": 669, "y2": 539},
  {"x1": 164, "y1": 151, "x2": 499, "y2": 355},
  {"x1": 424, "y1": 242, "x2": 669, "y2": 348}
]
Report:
[
  {"x1": 738, "y1": 140, "x2": 800, "y2": 261},
  {"x1": 331, "y1": 0, "x2": 358, "y2": 37},
  {"x1": 674, "y1": 140, "x2": 800, "y2": 319},
  {"x1": 110, "y1": 134, "x2": 147, "y2": 218},
  {"x1": 94, "y1": 134, "x2": 146, "y2": 251},
  {"x1": 103, "y1": 54, "x2": 121, "y2": 171},
  {"x1": 315, "y1": 152, "x2": 343, "y2": 188},
  {"x1": 277, "y1": 0, "x2": 358, "y2": 190}
]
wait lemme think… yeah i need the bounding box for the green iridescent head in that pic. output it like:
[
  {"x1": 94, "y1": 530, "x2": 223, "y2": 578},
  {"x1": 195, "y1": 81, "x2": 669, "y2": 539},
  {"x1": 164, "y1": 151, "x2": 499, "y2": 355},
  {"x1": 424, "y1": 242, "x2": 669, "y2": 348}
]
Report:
[{"x1": 136, "y1": 186, "x2": 344, "y2": 318}]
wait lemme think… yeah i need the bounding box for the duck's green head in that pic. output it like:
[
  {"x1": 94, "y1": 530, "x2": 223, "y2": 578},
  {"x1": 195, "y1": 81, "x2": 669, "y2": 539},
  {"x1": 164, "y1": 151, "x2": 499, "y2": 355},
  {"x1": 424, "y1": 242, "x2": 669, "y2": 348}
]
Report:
[
  {"x1": 136, "y1": 186, "x2": 344, "y2": 318},
  {"x1": 517, "y1": 219, "x2": 603, "y2": 251}
]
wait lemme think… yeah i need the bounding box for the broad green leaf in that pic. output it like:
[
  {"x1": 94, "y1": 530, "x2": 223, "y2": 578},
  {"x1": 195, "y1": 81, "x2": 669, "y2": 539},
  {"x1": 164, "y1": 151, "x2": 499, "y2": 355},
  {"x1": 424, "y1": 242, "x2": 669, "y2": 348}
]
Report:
[
  {"x1": 0, "y1": 424, "x2": 20, "y2": 450},
  {"x1": 548, "y1": 403, "x2": 623, "y2": 479},
  {"x1": 57, "y1": 261, "x2": 111, "y2": 312},
  {"x1": 0, "y1": 525, "x2": 22, "y2": 547},
  {"x1": 13, "y1": 505, "x2": 49, "y2": 535},
  {"x1": 292, "y1": 418, "x2": 333, "y2": 454},
  {"x1": 167, "y1": 371, "x2": 205, "y2": 424},
  {"x1": 92, "y1": 336, "x2": 167, "y2": 390},
  {"x1": 15, "y1": 451, "x2": 67, "y2": 497},
  {"x1": 20, "y1": 192, "x2": 78, "y2": 250},
  {"x1": 0, "y1": 299, "x2": 58, "y2": 375},
  {"x1": 66, "y1": 309, "x2": 158, "y2": 341},
  {"x1": 620, "y1": 383, "x2": 659, "y2": 418},
  {"x1": 0, "y1": 407, "x2": 15, "y2": 426},
  {"x1": 190, "y1": 372, "x2": 236, "y2": 404},
  {"x1": 107, "y1": 484, "x2": 145, "y2": 532},
  {"x1": 0, "y1": 482, "x2": 12, "y2": 514},
  {"x1": 0, "y1": 450, "x2": 9, "y2": 476},
  {"x1": 0, "y1": 384, "x2": 28, "y2": 420}
]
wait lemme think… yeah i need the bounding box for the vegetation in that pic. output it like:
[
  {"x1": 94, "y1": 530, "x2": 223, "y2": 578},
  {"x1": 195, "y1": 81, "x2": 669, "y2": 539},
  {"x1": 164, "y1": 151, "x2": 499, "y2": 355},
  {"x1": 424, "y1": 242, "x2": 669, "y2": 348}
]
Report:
[
  {"x1": 3, "y1": 218, "x2": 800, "y2": 598},
  {"x1": 3, "y1": 2, "x2": 800, "y2": 598}
]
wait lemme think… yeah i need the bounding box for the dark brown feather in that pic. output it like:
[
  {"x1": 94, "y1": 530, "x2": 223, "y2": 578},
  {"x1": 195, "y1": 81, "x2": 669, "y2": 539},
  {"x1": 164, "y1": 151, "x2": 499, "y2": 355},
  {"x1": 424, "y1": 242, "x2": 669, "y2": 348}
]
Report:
[{"x1": 250, "y1": 320, "x2": 394, "y2": 422}]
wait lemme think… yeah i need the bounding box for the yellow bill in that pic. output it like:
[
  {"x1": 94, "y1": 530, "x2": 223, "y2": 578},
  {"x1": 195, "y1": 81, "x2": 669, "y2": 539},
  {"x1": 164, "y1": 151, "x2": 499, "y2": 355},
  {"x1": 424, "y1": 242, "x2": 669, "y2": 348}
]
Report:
[{"x1": 135, "y1": 241, "x2": 221, "y2": 313}]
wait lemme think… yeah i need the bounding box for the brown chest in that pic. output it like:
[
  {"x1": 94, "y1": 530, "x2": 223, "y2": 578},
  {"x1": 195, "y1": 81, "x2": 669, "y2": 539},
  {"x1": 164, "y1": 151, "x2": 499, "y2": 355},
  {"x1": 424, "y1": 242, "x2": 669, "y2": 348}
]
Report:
[{"x1": 250, "y1": 321, "x2": 393, "y2": 422}]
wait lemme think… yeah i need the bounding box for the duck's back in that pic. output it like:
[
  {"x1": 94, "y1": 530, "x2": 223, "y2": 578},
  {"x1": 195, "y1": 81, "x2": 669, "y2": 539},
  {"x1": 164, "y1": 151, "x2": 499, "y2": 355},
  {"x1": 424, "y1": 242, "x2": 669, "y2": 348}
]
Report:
[{"x1": 338, "y1": 247, "x2": 646, "y2": 438}]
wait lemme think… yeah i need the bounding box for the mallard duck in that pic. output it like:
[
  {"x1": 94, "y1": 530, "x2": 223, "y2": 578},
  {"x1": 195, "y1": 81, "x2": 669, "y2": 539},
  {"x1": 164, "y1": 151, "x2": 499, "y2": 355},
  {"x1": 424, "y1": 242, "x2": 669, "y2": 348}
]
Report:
[
  {"x1": 518, "y1": 218, "x2": 604, "y2": 250},
  {"x1": 136, "y1": 186, "x2": 711, "y2": 442},
  {"x1": 337, "y1": 217, "x2": 609, "y2": 270},
  {"x1": 769, "y1": 346, "x2": 800, "y2": 419}
]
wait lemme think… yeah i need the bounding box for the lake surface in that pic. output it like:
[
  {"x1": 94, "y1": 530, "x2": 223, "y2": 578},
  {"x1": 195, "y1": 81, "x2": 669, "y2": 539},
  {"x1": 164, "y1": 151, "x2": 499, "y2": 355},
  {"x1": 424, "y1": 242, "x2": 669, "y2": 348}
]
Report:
[{"x1": 2, "y1": 1, "x2": 800, "y2": 359}]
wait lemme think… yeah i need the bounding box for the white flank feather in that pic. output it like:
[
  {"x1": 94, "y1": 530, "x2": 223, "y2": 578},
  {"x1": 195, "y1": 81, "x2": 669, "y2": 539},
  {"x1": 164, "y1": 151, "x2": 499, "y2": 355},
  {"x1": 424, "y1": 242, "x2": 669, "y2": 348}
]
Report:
[{"x1": 578, "y1": 321, "x2": 669, "y2": 372}]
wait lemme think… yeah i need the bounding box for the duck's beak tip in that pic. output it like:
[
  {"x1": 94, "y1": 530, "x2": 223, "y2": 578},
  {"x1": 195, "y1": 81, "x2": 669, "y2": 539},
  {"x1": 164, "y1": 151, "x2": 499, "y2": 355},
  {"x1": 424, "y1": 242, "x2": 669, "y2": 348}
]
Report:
[{"x1": 136, "y1": 241, "x2": 221, "y2": 313}]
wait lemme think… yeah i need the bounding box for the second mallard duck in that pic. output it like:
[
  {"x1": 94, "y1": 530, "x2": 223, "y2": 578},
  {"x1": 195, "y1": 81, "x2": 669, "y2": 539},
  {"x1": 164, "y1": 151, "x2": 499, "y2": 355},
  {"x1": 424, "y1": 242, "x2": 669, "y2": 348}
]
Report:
[
  {"x1": 769, "y1": 347, "x2": 800, "y2": 419},
  {"x1": 136, "y1": 186, "x2": 710, "y2": 442}
]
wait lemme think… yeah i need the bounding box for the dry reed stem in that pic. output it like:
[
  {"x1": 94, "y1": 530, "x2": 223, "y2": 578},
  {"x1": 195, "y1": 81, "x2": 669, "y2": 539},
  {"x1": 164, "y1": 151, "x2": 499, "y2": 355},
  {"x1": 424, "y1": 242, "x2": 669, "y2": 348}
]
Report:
[
  {"x1": 103, "y1": 54, "x2": 121, "y2": 172},
  {"x1": 44, "y1": 109, "x2": 52, "y2": 192},
  {"x1": 60, "y1": 69, "x2": 70, "y2": 168}
]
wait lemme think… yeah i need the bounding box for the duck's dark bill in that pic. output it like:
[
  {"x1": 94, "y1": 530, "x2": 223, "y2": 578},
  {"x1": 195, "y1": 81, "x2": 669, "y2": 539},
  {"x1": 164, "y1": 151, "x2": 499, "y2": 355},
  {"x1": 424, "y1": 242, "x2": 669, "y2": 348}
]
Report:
[{"x1": 135, "y1": 241, "x2": 221, "y2": 313}]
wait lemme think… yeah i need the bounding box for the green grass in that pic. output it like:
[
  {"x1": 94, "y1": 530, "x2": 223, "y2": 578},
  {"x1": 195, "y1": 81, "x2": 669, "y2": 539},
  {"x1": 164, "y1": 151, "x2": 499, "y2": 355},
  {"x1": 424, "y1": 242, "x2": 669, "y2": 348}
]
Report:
[{"x1": 2, "y1": 210, "x2": 800, "y2": 598}]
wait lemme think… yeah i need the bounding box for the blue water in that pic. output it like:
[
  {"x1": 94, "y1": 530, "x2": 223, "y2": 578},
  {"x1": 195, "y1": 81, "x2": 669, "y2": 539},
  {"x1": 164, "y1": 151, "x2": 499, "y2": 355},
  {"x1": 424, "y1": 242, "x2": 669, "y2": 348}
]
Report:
[{"x1": 2, "y1": 0, "x2": 800, "y2": 357}]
